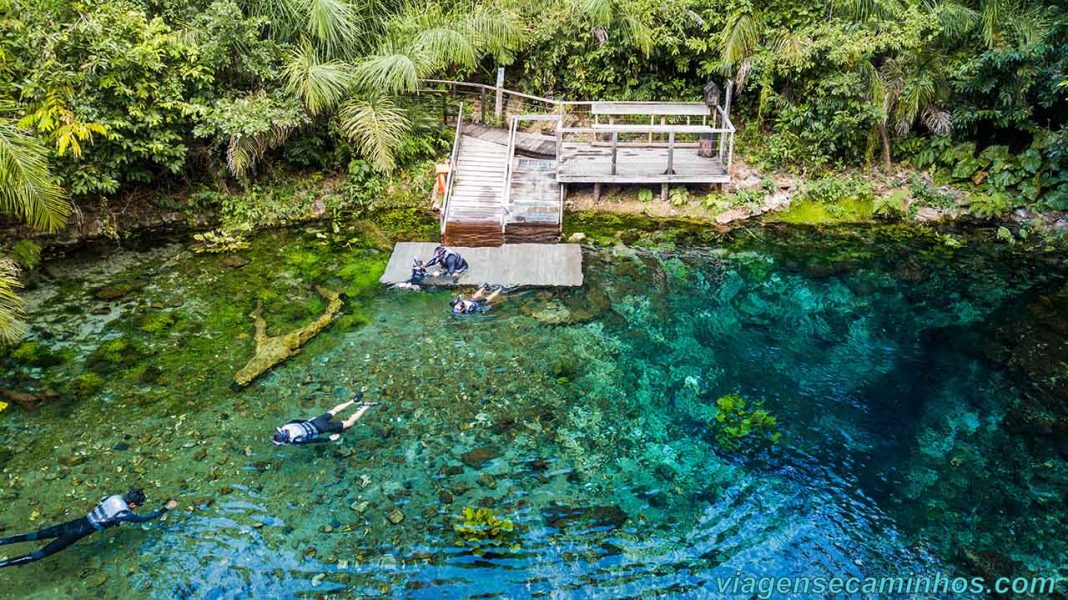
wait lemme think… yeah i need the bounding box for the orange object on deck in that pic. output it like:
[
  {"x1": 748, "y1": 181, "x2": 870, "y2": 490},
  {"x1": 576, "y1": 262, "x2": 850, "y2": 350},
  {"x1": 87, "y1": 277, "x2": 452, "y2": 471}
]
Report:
[{"x1": 435, "y1": 164, "x2": 450, "y2": 195}]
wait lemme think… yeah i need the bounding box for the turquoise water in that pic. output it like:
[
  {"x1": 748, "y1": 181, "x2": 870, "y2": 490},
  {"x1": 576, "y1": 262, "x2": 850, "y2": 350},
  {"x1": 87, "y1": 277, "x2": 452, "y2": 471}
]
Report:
[{"x1": 1, "y1": 218, "x2": 1066, "y2": 598}]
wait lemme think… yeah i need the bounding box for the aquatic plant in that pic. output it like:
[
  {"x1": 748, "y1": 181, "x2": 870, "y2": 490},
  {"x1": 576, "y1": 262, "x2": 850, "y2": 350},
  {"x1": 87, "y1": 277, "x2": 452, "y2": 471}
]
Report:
[
  {"x1": 873, "y1": 191, "x2": 908, "y2": 219},
  {"x1": 86, "y1": 338, "x2": 141, "y2": 373},
  {"x1": 10, "y1": 341, "x2": 60, "y2": 366},
  {"x1": 10, "y1": 240, "x2": 41, "y2": 270},
  {"x1": 669, "y1": 187, "x2": 690, "y2": 206},
  {"x1": 193, "y1": 229, "x2": 249, "y2": 253},
  {"x1": 453, "y1": 507, "x2": 518, "y2": 551},
  {"x1": 68, "y1": 372, "x2": 105, "y2": 397},
  {"x1": 712, "y1": 393, "x2": 781, "y2": 451},
  {"x1": 135, "y1": 311, "x2": 178, "y2": 334}
]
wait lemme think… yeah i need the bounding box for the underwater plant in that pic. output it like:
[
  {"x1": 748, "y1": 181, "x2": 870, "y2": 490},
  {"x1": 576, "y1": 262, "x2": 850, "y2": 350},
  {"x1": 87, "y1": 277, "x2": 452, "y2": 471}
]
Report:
[
  {"x1": 712, "y1": 393, "x2": 782, "y2": 451},
  {"x1": 453, "y1": 507, "x2": 518, "y2": 552},
  {"x1": 193, "y1": 229, "x2": 249, "y2": 253}
]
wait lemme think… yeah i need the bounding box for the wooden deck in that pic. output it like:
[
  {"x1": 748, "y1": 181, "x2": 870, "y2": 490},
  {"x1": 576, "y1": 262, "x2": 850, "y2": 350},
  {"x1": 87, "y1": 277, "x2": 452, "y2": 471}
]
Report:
[
  {"x1": 558, "y1": 143, "x2": 728, "y2": 184},
  {"x1": 437, "y1": 86, "x2": 735, "y2": 246},
  {"x1": 380, "y1": 242, "x2": 584, "y2": 288},
  {"x1": 463, "y1": 123, "x2": 556, "y2": 156}
]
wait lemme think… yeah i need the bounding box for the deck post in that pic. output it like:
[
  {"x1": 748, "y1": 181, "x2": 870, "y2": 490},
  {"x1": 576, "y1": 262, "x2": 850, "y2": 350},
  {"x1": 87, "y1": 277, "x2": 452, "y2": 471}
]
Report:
[
  {"x1": 666, "y1": 132, "x2": 675, "y2": 174},
  {"x1": 724, "y1": 79, "x2": 733, "y2": 120},
  {"x1": 593, "y1": 183, "x2": 601, "y2": 202},
  {"x1": 494, "y1": 67, "x2": 505, "y2": 121},
  {"x1": 480, "y1": 89, "x2": 486, "y2": 124},
  {"x1": 610, "y1": 132, "x2": 618, "y2": 175},
  {"x1": 661, "y1": 183, "x2": 668, "y2": 202},
  {"x1": 727, "y1": 130, "x2": 735, "y2": 172}
]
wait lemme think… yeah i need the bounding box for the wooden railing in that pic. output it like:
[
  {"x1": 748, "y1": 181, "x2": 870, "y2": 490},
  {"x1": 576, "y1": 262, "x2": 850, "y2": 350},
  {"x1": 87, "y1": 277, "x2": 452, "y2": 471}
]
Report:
[
  {"x1": 440, "y1": 102, "x2": 465, "y2": 235},
  {"x1": 416, "y1": 78, "x2": 737, "y2": 172},
  {"x1": 500, "y1": 114, "x2": 563, "y2": 233}
]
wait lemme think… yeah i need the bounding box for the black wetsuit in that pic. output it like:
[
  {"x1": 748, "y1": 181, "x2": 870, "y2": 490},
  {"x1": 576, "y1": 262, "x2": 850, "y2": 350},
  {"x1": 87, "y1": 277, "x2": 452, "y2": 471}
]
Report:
[
  {"x1": 275, "y1": 412, "x2": 344, "y2": 445},
  {"x1": 426, "y1": 250, "x2": 468, "y2": 275},
  {"x1": 0, "y1": 495, "x2": 169, "y2": 567}
]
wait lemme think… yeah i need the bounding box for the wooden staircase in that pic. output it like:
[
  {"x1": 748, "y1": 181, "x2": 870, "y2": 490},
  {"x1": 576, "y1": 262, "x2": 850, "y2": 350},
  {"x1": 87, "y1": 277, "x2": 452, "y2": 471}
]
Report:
[
  {"x1": 440, "y1": 112, "x2": 563, "y2": 246},
  {"x1": 504, "y1": 158, "x2": 562, "y2": 243},
  {"x1": 442, "y1": 135, "x2": 507, "y2": 246}
]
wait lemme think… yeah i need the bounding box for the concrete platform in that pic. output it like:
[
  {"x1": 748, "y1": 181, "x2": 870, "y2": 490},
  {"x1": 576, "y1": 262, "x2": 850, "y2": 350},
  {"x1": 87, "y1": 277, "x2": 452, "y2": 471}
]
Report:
[{"x1": 380, "y1": 243, "x2": 584, "y2": 288}]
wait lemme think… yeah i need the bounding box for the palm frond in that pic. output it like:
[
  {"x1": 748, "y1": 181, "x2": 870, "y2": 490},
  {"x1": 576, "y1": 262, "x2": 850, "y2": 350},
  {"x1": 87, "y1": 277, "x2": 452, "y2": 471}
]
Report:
[
  {"x1": 1008, "y1": 8, "x2": 1050, "y2": 47},
  {"x1": 0, "y1": 120, "x2": 70, "y2": 233},
  {"x1": 830, "y1": 0, "x2": 902, "y2": 21},
  {"x1": 928, "y1": 0, "x2": 979, "y2": 40},
  {"x1": 721, "y1": 11, "x2": 762, "y2": 71},
  {"x1": 465, "y1": 4, "x2": 525, "y2": 65},
  {"x1": 338, "y1": 95, "x2": 410, "y2": 172},
  {"x1": 619, "y1": 4, "x2": 653, "y2": 56},
  {"x1": 773, "y1": 32, "x2": 813, "y2": 69},
  {"x1": 410, "y1": 27, "x2": 477, "y2": 71},
  {"x1": 283, "y1": 41, "x2": 354, "y2": 114},
  {"x1": 921, "y1": 107, "x2": 953, "y2": 136},
  {"x1": 246, "y1": 0, "x2": 303, "y2": 36},
  {"x1": 352, "y1": 52, "x2": 421, "y2": 94},
  {"x1": 226, "y1": 125, "x2": 295, "y2": 179},
  {"x1": 980, "y1": 0, "x2": 1003, "y2": 47},
  {"x1": 307, "y1": 0, "x2": 362, "y2": 56},
  {"x1": 0, "y1": 258, "x2": 26, "y2": 346},
  {"x1": 578, "y1": 0, "x2": 615, "y2": 27}
]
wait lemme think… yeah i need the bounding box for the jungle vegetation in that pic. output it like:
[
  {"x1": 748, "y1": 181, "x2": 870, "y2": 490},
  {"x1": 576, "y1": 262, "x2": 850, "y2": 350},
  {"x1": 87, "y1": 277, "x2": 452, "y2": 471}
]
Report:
[{"x1": 0, "y1": 0, "x2": 1066, "y2": 341}]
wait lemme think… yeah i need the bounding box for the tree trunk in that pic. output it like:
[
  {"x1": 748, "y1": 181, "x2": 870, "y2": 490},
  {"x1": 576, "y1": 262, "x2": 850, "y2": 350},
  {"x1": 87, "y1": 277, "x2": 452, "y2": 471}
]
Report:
[{"x1": 878, "y1": 124, "x2": 892, "y2": 173}]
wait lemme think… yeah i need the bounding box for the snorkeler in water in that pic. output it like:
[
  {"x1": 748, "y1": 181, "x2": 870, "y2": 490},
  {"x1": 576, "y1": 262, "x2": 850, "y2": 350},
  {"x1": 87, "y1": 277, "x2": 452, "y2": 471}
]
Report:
[
  {"x1": 272, "y1": 391, "x2": 379, "y2": 445},
  {"x1": 451, "y1": 284, "x2": 504, "y2": 315},
  {"x1": 0, "y1": 488, "x2": 177, "y2": 568}
]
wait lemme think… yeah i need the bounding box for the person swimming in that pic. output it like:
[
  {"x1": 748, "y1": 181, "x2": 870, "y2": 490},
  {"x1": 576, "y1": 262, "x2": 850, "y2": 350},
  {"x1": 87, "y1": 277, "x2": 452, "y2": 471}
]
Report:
[
  {"x1": 0, "y1": 488, "x2": 177, "y2": 568},
  {"x1": 451, "y1": 284, "x2": 503, "y2": 315},
  {"x1": 272, "y1": 391, "x2": 379, "y2": 445},
  {"x1": 424, "y1": 246, "x2": 468, "y2": 277}
]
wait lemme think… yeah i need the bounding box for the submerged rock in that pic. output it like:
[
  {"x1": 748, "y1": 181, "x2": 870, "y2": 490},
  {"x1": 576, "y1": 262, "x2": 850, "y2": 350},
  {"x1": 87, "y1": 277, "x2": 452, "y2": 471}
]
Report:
[
  {"x1": 461, "y1": 445, "x2": 499, "y2": 469},
  {"x1": 543, "y1": 504, "x2": 628, "y2": 532},
  {"x1": 0, "y1": 388, "x2": 59, "y2": 411},
  {"x1": 233, "y1": 286, "x2": 343, "y2": 387},
  {"x1": 525, "y1": 300, "x2": 572, "y2": 325},
  {"x1": 220, "y1": 254, "x2": 251, "y2": 269}
]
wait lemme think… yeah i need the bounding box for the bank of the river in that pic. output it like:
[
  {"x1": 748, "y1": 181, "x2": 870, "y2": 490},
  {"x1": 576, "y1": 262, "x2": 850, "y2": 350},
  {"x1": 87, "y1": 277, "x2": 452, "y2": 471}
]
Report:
[{"x1": 1, "y1": 211, "x2": 1066, "y2": 598}]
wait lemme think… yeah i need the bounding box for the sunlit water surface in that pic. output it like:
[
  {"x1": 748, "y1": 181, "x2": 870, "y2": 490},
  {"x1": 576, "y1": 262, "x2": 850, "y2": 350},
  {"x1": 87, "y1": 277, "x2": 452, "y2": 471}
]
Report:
[{"x1": 1, "y1": 219, "x2": 1066, "y2": 599}]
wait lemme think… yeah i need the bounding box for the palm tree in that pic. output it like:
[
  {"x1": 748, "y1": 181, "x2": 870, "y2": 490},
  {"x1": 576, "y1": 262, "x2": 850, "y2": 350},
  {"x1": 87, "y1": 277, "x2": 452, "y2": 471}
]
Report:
[
  {"x1": 0, "y1": 107, "x2": 71, "y2": 344},
  {"x1": 241, "y1": 0, "x2": 524, "y2": 174}
]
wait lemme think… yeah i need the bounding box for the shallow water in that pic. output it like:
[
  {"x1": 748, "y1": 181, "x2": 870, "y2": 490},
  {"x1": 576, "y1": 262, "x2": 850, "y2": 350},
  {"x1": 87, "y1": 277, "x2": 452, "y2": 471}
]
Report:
[{"x1": 1, "y1": 217, "x2": 1066, "y2": 599}]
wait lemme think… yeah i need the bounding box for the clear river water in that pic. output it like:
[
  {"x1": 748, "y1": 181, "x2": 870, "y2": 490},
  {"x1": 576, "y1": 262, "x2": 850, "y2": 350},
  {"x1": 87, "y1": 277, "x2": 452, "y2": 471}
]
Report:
[{"x1": 1, "y1": 212, "x2": 1066, "y2": 599}]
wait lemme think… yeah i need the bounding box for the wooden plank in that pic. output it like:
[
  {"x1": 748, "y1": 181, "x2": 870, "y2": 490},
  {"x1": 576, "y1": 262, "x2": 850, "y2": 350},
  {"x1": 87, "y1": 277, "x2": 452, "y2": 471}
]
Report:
[
  {"x1": 571, "y1": 124, "x2": 715, "y2": 134},
  {"x1": 590, "y1": 102, "x2": 710, "y2": 116},
  {"x1": 381, "y1": 243, "x2": 583, "y2": 287}
]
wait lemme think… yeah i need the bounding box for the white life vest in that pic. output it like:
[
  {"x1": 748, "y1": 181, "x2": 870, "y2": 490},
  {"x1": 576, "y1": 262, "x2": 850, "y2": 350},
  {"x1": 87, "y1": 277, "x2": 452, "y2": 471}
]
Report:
[
  {"x1": 278, "y1": 421, "x2": 319, "y2": 444},
  {"x1": 87, "y1": 495, "x2": 132, "y2": 529}
]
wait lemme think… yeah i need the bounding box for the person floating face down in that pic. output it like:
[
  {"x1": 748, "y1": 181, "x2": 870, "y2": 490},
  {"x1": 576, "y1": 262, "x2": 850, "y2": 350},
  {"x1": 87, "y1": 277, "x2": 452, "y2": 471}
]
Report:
[
  {"x1": 424, "y1": 246, "x2": 468, "y2": 277},
  {"x1": 272, "y1": 391, "x2": 379, "y2": 446},
  {"x1": 0, "y1": 488, "x2": 177, "y2": 568},
  {"x1": 451, "y1": 284, "x2": 504, "y2": 315}
]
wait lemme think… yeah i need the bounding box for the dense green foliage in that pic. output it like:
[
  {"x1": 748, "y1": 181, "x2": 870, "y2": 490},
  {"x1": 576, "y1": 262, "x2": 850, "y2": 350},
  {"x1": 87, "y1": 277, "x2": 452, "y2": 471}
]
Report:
[
  {"x1": 517, "y1": 0, "x2": 1067, "y2": 207},
  {"x1": 0, "y1": 0, "x2": 1064, "y2": 208}
]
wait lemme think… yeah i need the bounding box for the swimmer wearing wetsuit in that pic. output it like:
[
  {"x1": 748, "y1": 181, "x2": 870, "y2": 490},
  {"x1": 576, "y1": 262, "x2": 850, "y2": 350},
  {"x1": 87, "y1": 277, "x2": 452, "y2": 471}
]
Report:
[
  {"x1": 0, "y1": 488, "x2": 177, "y2": 568},
  {"x1": 272, "y1": 392, "x2": 379, "y2": 445},
  {"x1": 451, "y1": 284, "x2": 503, "y2": 314}
]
